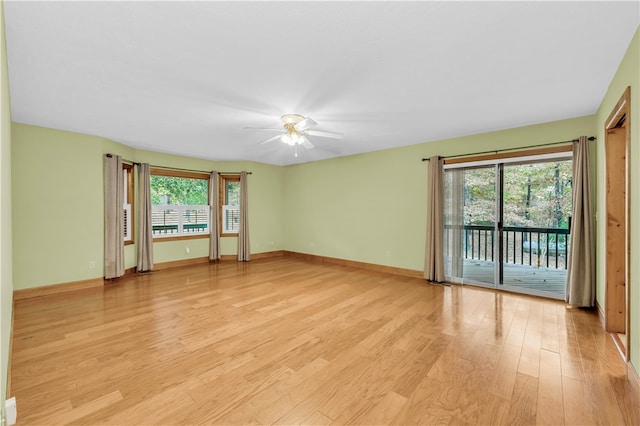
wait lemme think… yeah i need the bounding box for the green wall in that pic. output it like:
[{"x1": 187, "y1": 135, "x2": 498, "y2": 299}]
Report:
[
  {"x1": 283, "y1": 115, "x2": 595, "y2": 271},
  {"x1": 0, "y1": 0, "x2": 12, "y2": 411},
  {"x1": 595, "y1": 27, "x2": 640, "y2": 374},
  {"x1": 12, "y1": 124, "x2": 134, "y2": 289},
  {"x1": 11, "y1": 124, "x2": 284, "y2": 289}
]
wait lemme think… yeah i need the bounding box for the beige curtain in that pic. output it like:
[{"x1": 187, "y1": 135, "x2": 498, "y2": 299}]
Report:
[
  {"x1": 136, "y1": 163, "x2": 154, "y2": 272},
  {"x1": 209, "y1": 171, "x2": 221, "y2": 261},
  {"x1": 424, "y1": 156, "x2": 445, "y2": 282},
  {"x1": 104, "y1": 154, "x2": 125, "y2": 279},
  {"x1": 237, "y1": 171, "x2": 251, "y2": 261},
  {"x1": 566, "y1": 136, "x2": 595, "y2": 306}
]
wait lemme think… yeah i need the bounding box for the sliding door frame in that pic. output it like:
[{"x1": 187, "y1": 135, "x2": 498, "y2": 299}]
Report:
[{"x1": 444, "y1": 147, "x2": 573, "y2": 299}]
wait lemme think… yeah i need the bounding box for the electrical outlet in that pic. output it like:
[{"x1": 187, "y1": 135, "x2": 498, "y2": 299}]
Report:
[
  {"x1": 185, "y1": 247, "x2": 190, "y2": 254},
  {"x1": 5, "y1": 397, "x2": 16, "y2": 426},
  {"x1": 88, "y1": 261, "x2": 96, "y2": 269}
]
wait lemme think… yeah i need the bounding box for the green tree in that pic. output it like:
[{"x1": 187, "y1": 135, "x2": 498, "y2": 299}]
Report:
[
  {"x1": 151, "y1": 176, "x2": 208, "y2": 205},
  {"x1": 458, "y1": 160, "x2": 572, "y2": 229}
]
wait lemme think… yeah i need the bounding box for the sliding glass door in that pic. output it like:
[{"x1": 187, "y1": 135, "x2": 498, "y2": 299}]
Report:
[
  {"x1": 443, "y1": 154, "x2": 572, "y2": 299},
  {"x1": 444, "y1": 165, "x2": 497, "y2": 287},
  {"x1": 501, "y1": 160, "x2": 571, "y2": 296}
]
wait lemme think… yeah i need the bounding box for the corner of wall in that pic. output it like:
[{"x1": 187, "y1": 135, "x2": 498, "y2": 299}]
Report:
[{"x1": 0, "y1": 0, "x2": 14, "y2": 410}]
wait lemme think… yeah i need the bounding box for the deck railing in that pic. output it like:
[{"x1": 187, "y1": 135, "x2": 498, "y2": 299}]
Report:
[
  {"x1": 151, "y1": 205, "x2": 209, "y2": 237},
  {"x1": 445, "y1": 225, "x2": 570, "y2": 270}
]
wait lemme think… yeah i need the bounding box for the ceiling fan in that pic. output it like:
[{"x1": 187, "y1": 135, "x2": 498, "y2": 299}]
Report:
[{"x1": 246, "y1": 114, "x2": 343, "y2": 155}]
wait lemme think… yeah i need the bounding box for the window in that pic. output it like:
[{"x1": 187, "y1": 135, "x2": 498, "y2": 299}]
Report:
[
  {"x1": 123, "y1": 164, "x2": 134, "y2": 244},
  {"x1": 220, "y1": 175, "x2": 240, "y2": 235},
  {"x1": 150, "y1": 169, "x2": 210, "y2": 239}
]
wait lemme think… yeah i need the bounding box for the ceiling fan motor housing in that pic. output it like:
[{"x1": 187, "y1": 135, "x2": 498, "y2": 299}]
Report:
[{"x1": 281, "y1": 114, "x2": 305, "y2": 125}]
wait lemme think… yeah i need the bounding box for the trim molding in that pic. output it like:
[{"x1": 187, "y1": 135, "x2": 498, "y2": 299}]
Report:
[
  {"x1": 250, "y1": 250, "x2": 284, "y2": 260},
  {"x1": 137, "y1": 252, "x2": 286, "y2": 269},
  {"x1": 283, "y1": 251, "x2": 423, "y2": 279},
  {"x1": 595, "y1": 300, "x2": 605, "y2": 327},
  {"x1": 153, "y1": 256, "x2": 210, "y2": 270},
  {"x1": 444, "y1": 144, "x2": 572, "y2": 165},
  {"x1": 13, "y1": 252, "x2": 286, "y2": 300},
  {"x1": 219, "y1": 251, "x2": 284, "y2": 262},
  {"x1": 13, "y1": 277, "x2": 104, "y2": 301},
  {"x1": 7, "y1": 293, "x2": 14, "y2": 397},
  {"x1": 629, "y1": 362, "x2": 640, "y2": 394},
  {"x1": 154, "y1": 250, "x2": 284, "y2": 268}
]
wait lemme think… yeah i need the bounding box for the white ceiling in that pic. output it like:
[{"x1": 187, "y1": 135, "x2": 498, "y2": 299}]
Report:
[{"x1": 4, "y1": 1, "x2": 639, "y2": 166}]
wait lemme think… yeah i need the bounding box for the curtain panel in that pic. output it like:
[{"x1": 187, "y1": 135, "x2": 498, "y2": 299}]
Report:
[
  {"x1": 566, "y1": 136, "x2": 595, "y2": 307},
  {"x1": 104, "y1": 154, "x2": 125, "y2": 279},
  {"x1": 237, "y1": 171, "x2": 251, "y2": 261},
  {"x1": 209, "y1": 171, "x2": 221, "y2": 261},
  {"x1": 424, "y1": 156, "x2": 445, "y2": 282},
  {"x1": 137, "y1": 163, "x2": 154, "y2": 272}
]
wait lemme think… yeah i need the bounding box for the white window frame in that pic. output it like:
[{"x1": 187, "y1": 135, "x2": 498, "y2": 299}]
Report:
[
  {"x1": 152, "y1": 205, "x2": 210, "y2": 238},
  {"x1": 124, "y1": 204, "x2": 132, "y2": 242},
  {"x1": 123, "y1": 166, "x2": 133, "y2": 243},
  {"x1": 219, "y1": 174, "x2": 241, "y2": 237},
  {"x1": 222, "y1": 204, "x2": 240, "y2": 234}
]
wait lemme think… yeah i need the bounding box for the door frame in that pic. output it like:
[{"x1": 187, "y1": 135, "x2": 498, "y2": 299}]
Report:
[
  {"x1": 444, "y1": 149, "x2": 572, "y2": 299},
  {"x1": 604, "y1": 86, "x2": 630, "y2": 360}
]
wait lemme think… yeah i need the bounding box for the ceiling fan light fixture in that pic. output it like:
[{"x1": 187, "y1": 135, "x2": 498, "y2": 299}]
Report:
[
  {"x1": 250, "y1": 113, "x2": 341, "y2": 153},
  {"x1": 281, "y1": 133, "x2": 295, "y2": 146},
  {"x1": 282, "y1": 123, "x2": 300, "y2": 146}
]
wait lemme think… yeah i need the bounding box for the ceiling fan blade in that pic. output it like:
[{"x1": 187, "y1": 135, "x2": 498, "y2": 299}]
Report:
[
  {"x1": 244, "y1": 127, "x2": 282, "y2": 132},
  {"x1": 300, "y1": 136, "x2": 314, "y2": 149},
  {"x1": 295, "y1": 117, "x2": 317, "y2": 131},
  {"x1": 306, "y1": 130, "x2": 343, "y2": 139},
  {"x1": 258, "y1": 134, "x2": 283, "y2": 145}
]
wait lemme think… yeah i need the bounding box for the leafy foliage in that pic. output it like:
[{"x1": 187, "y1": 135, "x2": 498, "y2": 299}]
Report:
[
  {"x1": 503, "y1": 161, "x2": 572, "y2": 228},
  {"x1": 225, "y1": 181, "x2": 240, "y2": 206},
  {"x1": 448, "y1": 160, "x2": 572, "y2": 229},
  {"x1": 151, "y1": 176, "x2": 208, "y2": 205}
]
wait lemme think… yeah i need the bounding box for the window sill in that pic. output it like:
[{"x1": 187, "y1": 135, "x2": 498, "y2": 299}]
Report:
[
  {"x1": 153, "y1": 234, "x2": 209, "y2": 243},
  {"x1": 221, "y1": 233, "x2": 239, "y2": 238}
]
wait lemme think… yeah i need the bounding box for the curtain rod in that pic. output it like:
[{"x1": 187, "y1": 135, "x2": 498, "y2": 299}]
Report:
[
  {"x1": 149, "y1": 165, "x2": 252, "y2": 175},
  {"x1": 421, "y1": 136, "x2": 596, "y2": 161},
  {"x1": 104, "y1": 155, "x2": 251, "y2": 174}
]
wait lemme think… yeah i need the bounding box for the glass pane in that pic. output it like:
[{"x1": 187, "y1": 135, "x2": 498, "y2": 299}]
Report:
[
  {"x1": 182, "y1": 208, "x2": 209, "y2": 234},
  {"x1": 223, "y1": 205, "x2": 240, "y2": 233},
  {"x1": 502, "y1": 160, "x2": 571, "y2": 296},
  {"x1": 461, "y1": 166, "x2": 496, "y2": 286},
  {"x1": 152, "y1": 208, "x2": 179, "y2": 236},
  {"x1": 444, "y1": 166, "x2": 496, "y2": 286},
  {"x1": 226, "y1": 181, "x2": 240, "y2": 206},
  {"x1": 151, "y1": 176, "x2": 208, "y2": 205}
]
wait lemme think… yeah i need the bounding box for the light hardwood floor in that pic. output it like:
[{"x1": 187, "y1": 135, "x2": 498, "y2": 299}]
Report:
[{"x1": 10, "y1": 257, "x2": 640, "y2": 425}]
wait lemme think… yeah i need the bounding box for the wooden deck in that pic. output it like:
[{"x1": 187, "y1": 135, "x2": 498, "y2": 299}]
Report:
[{"x1": 459, "y1": 259, "x2": 566, "y2": 297}]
